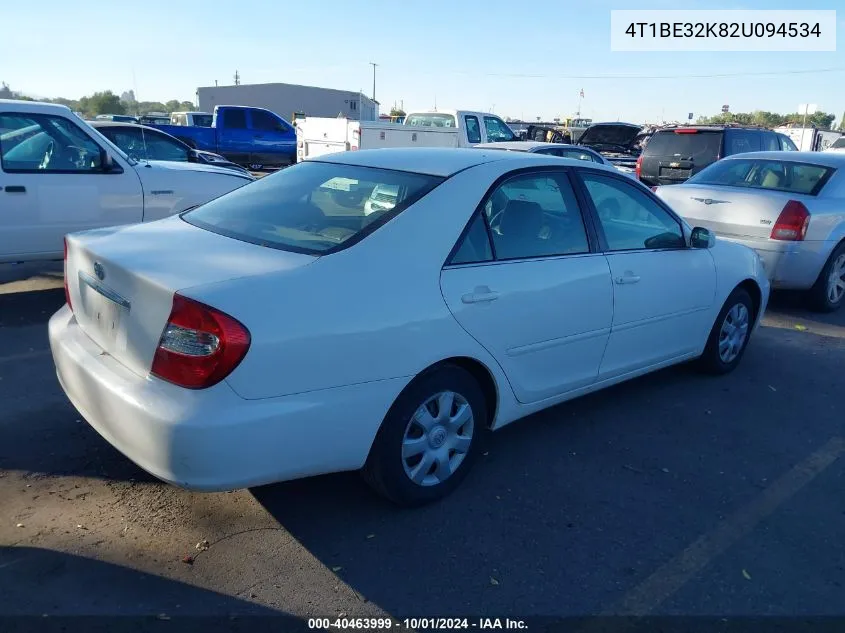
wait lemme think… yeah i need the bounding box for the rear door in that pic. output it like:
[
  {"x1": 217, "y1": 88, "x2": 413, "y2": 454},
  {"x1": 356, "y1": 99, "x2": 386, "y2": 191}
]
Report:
[
  {"x1": 576, "y1": 169, "x2": 716, "y2": 376},
  {"x1": 639, "y1": 129, "x2": 722, "y2": 186},
  {"x1": 0, "y1": 111, "x2": 142, "y2": 261},
  {"x1": 440, "y1": 168, "x2": 613, "y2": 403},
  {"x1": 215, "y1": 109, "x2": 253, "y2": 166}
]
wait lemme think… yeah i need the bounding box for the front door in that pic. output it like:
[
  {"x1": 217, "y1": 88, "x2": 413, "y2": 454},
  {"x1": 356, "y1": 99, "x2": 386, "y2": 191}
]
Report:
[
  {"x1": 440, "y1": 169, "x2": 613, "y2": 404},
  {"x1": 576, "y1": 170, "x2": 717, "y2": 378},
  {"x1": 249, "y1": 109, "x2": 296, "y2": 167},
  {"x1": 0, "y1": 111, "x2": 142, "y2": 261},
  {"x1": 216, "y1": 109, "x2": 254, "y2": 166}
]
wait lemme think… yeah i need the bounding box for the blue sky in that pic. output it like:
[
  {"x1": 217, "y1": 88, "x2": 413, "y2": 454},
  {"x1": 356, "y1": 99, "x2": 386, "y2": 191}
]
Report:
[{"x1": 2, "y1": 0, "x2": 842, "y2": 123}]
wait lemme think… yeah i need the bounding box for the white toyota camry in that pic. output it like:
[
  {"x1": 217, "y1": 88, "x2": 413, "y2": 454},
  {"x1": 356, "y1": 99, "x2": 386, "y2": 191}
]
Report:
[{"x1": 50, "y1": 148, "x2": 770, "y2": 506}]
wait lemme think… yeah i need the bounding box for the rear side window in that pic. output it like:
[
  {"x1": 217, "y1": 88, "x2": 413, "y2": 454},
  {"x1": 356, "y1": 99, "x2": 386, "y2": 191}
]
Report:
[
  {"x1": 642, "y1": 130, "x2": 721, "y2": 163},
  {"x1": 464, "y1": 116, "x2": 481, "y2": 144},
  {"x1": 726, "y1": 129, "x2": 762, "y2": 155},
  {"x1": 222, "y1": 109, "x2": 247, "y2": 129},
  {"x1": 449, "y1": 214, "x2": 493, "y2": 265},
  {"x1": 194, "y1": 114, "x2": 213, "y2": 127},
  {"x1": 687, "y1": 159, "x2": 834, "y2": 196},
  {"x1": 762, "y1": 132, "x2": 780, "y2": 151},
  {"x1": 183, "y1": 161, "x2": 444, "y2": 254},
  {"x1": 405, "y1": 113, "x2": 456, "y2": 128}
]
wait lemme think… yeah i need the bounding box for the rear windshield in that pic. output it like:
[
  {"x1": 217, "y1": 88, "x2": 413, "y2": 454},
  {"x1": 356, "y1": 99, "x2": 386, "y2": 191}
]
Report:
[
  {"x1": 183, "y1": 161, "x2": 444, "y2": 254},
  {"x1": 687, "y1": 158, "x2": 834, "y2": 196},
  {"x1": 405, "y1": 114, "x2": 457, "y2": 128},
  {"x1": 193, "y1": 114, "x2": 213, "y2": 127},
  {"x1": 643, "y1": 130, "x2": 721, "y2": 163}
]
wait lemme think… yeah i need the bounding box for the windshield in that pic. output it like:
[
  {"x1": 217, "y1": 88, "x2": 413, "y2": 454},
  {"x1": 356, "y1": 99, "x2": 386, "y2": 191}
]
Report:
[
  {"x1": 405, "y1": 113, "x2": 457, "y2": 128},
  {"x1": 687, "y1": 158, "x2": 835, "y2": 196},
  {"x1": 643, "y1": 130, "x2": 721, "y2": 163},
  {"x1": 183, "y1": 161, "x2": 445, "y2": 255}
]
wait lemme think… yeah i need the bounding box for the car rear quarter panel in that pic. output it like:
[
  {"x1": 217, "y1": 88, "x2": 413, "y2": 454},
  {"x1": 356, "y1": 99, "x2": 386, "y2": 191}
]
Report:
[{"x1": 183, "y1": 164, "x2": 515, "y2": 405}]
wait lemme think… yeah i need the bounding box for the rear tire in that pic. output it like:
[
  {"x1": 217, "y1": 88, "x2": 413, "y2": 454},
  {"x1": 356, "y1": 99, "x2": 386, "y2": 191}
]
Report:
[
  {"x1": 362, "y1": 365, "x2": 488, "y2": 507},
  {"x1": 808, "y1": 242, "x2": 845, "y2": 313},
  {"x1": 698, "y1": 288, "x2": 755, "y2": 375}
]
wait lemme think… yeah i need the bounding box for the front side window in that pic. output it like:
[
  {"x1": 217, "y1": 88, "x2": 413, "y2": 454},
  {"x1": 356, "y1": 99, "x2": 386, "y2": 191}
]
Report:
[
  {"x1": 687, "y1": 158, "x2": 834, "y2": 196},
  {"x1": 0, "y1": 113, "x2": 104, "y2": 172},
  {"x1": 581, "y1": 172, "x2": 684, "y2": 251},
  {"x1": 482, "y1": 172, "x2": 590, "y2": 260},
  {"x1": 483, "y1": 116, "x2": 516, "y2": 143},
  {"x1": 222, "y1": 109, "x2": 247, "y2": 129},
  {"x1": 184, "y1": 162, "x2": 444, "y2": 255},
  {"x1": 762, "y1": 132, "x2": 780, "y2": 151},
  {"x1": 251, "y1": 110, "x2": 286, "y2": 132},
  {"x1": 464, "y1": 116, "x2": 481, "y2": 144}
]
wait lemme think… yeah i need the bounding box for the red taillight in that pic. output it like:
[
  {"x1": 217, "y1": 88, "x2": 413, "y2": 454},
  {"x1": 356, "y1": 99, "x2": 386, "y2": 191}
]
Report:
[
  {"x1": 151, "y1": 294, "x2": 251, "y2": 389},
  {"x1": 635, "y1": 155, "x2": 643, "y2": 180},
  {"x1": 63, "y1": 237, "x2": 72, "y2": 311},
  {"x1": 770, "y1": 200, "x2": 810, "y2": 241},
  {"x1": 674, "y1": 129, "x2": 699, "y2": 134}
]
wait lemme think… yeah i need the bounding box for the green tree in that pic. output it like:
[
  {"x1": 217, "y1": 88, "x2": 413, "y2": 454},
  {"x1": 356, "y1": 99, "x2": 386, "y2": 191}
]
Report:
[
  {"x1": 78, "y1": 91, "x2": 125, "y2": 116},
  {"x1": 165, "y1": 100, "x2": 182, "y2": 112},
  {"x1": 840, "y1": 111, "x2": 845, "y2": 131},
  {"x1": 389, "y1": 107, "x2": 406, "y2": 117}
]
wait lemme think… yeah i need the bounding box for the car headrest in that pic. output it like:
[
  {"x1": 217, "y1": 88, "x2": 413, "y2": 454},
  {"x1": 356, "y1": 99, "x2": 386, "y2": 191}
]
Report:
[{"x1": 500, "y1": 200, "x2": 543, "y2": 237}]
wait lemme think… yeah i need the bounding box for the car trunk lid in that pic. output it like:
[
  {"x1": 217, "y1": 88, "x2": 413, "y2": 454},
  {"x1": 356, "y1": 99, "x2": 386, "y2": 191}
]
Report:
[
  {"x1": 65, "y1": 215, "x2": 316, "y2": 379},
  {"x1": 656, "y1": 184, "x2": 803, "y2": 240}
]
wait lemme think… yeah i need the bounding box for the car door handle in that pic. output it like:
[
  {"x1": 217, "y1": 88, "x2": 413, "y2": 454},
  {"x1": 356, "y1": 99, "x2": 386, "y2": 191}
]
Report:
[
  {"x1": 3, "y1": 185, "x2": 26, "y2": 193},
  {"x1": 614, "y1": 274, "x2": 641, "y2": 285},
  {"x1": 461, "y1": 287, "x2": 499, "y2": 304}
]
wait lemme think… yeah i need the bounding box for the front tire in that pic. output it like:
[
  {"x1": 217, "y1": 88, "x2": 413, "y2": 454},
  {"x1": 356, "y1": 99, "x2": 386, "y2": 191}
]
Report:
[
  {"x1": 809, "y1": 243, "x2": 845, "y2": 313},
  {"x1": 698, "y1": 288, "x2": 755, "y2": 375},
  {"x1": 362, "y1": 365, "x2": 488, "y2": 507}
]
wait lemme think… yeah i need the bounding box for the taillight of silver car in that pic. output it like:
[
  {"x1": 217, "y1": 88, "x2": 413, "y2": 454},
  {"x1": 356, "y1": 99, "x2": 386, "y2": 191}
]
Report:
[
  {"x1": 151, "y1": 294, "x2": 251, "y2": 389},
  {"x1": 770, "y1": 200, "x2": 810, "y2": 241}
]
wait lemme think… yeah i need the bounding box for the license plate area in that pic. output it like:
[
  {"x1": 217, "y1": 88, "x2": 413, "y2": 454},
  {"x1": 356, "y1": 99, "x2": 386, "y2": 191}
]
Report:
[{"x1": 78, "y1": 272, "x2": 130, "y2": 348}]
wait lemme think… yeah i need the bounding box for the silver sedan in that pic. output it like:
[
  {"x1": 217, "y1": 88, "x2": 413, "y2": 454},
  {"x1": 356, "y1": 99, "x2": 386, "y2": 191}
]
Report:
[{"x1": 655, "y1": 151, "x2": 845, "y2": 311}]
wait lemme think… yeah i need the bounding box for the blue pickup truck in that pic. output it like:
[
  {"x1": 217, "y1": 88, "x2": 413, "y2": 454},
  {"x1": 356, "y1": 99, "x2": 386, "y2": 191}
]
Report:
[{"x1": 151, "y1": 105, "x2": 296, "y2": 169}]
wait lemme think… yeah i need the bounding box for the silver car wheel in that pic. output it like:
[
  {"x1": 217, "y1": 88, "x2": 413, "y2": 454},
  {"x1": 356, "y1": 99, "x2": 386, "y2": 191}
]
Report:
[
  {"x1": 827, "y1": 254, "x2": 845, "y2": 304},
  {"x1": 718, "y1": 303, "x2": 750, "y2": 364},
  {"x1": 402, "y1": 391, "x2": 474, "y2": 487}
]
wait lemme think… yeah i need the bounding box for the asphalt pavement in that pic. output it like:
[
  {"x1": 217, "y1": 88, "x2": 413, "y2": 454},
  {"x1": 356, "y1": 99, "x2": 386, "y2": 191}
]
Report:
[{"x1": 1, "y1": 261, "x2": 843, "y2": 629}]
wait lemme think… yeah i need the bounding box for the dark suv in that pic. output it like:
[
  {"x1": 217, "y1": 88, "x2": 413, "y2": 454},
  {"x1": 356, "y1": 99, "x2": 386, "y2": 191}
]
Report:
[{"x1": 637, "y1": 125, "x2": 799, "y2": 186}]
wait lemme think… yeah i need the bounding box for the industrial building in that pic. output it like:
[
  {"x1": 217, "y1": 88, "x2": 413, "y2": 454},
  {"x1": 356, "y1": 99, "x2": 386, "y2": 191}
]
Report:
[{"x1": 196, "y1": 82, "x2": 379, "y2": 123}]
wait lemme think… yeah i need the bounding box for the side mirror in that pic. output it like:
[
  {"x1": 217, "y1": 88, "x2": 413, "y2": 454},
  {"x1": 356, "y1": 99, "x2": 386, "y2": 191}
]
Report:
[{"x1": 690, "y1": 226, "x2": 715, "y2": 249}]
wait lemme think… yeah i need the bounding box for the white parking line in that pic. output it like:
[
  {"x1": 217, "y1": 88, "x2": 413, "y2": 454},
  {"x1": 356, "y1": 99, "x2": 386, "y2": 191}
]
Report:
[{"x1": 0, "y1": 349, "x2": 52, "y2": 365}]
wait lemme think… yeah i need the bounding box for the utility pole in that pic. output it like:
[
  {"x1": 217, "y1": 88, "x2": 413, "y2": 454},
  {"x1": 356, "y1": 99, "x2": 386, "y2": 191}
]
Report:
[
  {"x1": 234, "y1": 70, "x2": 240, "y2": 86},
  {"x1": 369, "y1": 62, "x2": 378, "y2": 102}
]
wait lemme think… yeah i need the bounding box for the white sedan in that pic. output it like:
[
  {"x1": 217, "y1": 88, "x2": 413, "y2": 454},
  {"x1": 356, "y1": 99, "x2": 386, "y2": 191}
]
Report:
[{"x1": 50, "y1": 148, "x2": 770, "y2": 506}]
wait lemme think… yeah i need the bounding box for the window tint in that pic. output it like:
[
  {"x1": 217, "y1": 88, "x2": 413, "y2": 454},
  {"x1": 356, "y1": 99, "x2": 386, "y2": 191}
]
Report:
[
  {"x1": 762, "y1": 132, "x2": 780, "y2": 151},
  {"x1": 449, "y1": 213, "x2": 493, "y2": 265},
  {"x1": 831, "y1": 137, "x2": 845, "y2": 150},
  {"x1": 560, "y1": 148, "x2": 600, "y2": 163},
  {"x1": 687, "y1": 158, "x2": 834, "y2": 196},
  {"x1": 1, "y1": 113, "x2": 104, "y2": 172},
  {"x1": 251, "y1": 109, "x2": 284, "y2": 132},
  {"x1": 184, "y1": 162, "x2": 443, "y2": 255},
  {"x1": 582, "y1": 172, "x2": 684, "y2": 251},
  {"x1": 482, "y1": 172, "x2": 589, "y2": 259},
  {"x1": 405, "y1": 113, "x2": 456, "y2": 127},
  {"x1": 193, "y1": 114, "x2": 213, "y2": 127},
  {"x1": 484, "y1": 116, "x2": 516, "y2": 143},
  {"x1": 222, "y1": 109, "x2": 247, "y2": 129},
  {"x1": 464, "y1": 116, "x2": 481, "y2": 144},
  {"x1": 99, "y1": 127, "x2": 145, "y2": 160},
  {"x1": 726, "y1": 129, "x2": 762, "y2": 155},
  {"x1": 642, "y1": 130, "x2": 721, "y2": 163},
  {"x1": 144, "y1": 132, "x2": 189, "y2": 162}
]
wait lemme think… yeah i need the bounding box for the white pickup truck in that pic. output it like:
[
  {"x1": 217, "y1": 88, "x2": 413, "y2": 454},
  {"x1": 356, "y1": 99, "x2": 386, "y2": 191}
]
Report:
[
  {"x1": 295, "y1": 110, "x2": 518, "y2": 161},
  {"x1": 0, "y1": 100, "x2": 254, "y2": 264}
]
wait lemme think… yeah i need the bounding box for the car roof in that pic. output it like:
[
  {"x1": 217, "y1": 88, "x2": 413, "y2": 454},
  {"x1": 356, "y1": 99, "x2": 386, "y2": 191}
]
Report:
[
  {"x1": 722, "y1": 151, "x2": 845, "y2": 167},
  {"x1": 474, "y1": 141, "x2": 590, "y2": 151},
  {"x1": 0, "y1": 99, "x2": 73, "y2": 115},
  {"x1": 89, "y1": 121, "x2": 161, "y2": 132},
  {"x1": 654, "y1": 124, "x2": 767, "y2": 133},
  {"x1": 313, "y1": 147, "x2": 619, "y2": 177}
]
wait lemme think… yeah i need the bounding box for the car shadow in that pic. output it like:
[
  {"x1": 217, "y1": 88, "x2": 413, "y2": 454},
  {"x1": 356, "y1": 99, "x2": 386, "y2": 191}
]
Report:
[
  {"x1": 0, "y1": 546, "x2": 304, "y2": 629},
  {"x1": 252, "y1": 327, "x2": 845, "y2": 617}
]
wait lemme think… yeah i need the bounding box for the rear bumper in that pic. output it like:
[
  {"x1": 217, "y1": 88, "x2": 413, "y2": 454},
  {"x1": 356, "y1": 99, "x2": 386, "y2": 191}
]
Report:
[
  {"x1": 716, "y1": 236, "x2": 830, "y2": 290},
  {"x1": 49, "y1": 305, "x2": 405, "y2": 491}
]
